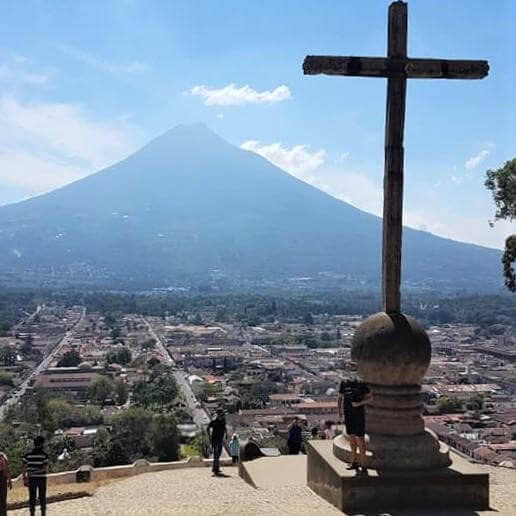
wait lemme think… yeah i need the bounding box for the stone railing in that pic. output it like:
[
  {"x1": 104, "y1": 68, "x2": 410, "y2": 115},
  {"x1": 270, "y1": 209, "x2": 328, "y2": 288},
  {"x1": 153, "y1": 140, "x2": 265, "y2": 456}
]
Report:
[{"x1": 11, "y1": 456, "x2": 233, "y2": 489}]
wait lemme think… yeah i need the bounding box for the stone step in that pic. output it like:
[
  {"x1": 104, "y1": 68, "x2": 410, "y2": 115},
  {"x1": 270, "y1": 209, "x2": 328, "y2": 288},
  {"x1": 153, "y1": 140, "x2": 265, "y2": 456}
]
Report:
[
  {"x1": 332, "y1": 431, "x2": 451, "y2": 470},
  {"x1": 240, "y1": 455, "x2": 307, "y2": 489}
]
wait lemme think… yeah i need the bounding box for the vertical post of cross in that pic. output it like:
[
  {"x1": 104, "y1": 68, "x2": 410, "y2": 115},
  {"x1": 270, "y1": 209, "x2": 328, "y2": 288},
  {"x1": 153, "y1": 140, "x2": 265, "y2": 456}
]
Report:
[{"x1": 382, "y1": 1, "x2": 407, "y2": 313}]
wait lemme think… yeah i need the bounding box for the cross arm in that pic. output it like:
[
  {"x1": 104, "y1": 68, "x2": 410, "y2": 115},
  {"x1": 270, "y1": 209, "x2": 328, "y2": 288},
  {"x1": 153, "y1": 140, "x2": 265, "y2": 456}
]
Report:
[{"x1": 303, "y1": 55, "x2": 489, "y2": 79}]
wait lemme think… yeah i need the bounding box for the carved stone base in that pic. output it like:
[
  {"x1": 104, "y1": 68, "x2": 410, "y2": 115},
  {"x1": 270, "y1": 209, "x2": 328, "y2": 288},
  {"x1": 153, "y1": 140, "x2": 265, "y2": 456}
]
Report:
[
  {"x1": 350, "y1": 312, "x2": 451, "y2": 470},
  {"x1": 308, "y1": 440, "x2": 489, "y2": 513},
  {"x1": 333, "y1": 431, "x2": 451, "y2": 472}
]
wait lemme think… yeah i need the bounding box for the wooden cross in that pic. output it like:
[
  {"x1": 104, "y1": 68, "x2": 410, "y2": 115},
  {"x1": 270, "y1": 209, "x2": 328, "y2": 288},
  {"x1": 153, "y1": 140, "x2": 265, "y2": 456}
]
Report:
[{"x1": 303, "y1": 1, "x2": 488, "y2": 313}]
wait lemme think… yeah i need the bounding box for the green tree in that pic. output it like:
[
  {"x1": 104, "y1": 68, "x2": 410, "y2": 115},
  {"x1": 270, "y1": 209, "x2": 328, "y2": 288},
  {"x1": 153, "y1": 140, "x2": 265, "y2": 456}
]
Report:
[
  {"x1": 92, "y1": 426, "x2": 112, "y2": 467},
  {"x1": 303, "y1": 313, "x2": 314, "y2": 325},
  {"x1": 215, "y1": 308, "x2": 227, "y2": 322},
  {"x1": 151, "y1": 414, "x2": 180, "y2": 461},
  {"x1": 57, "y1": 349, "x2": 82, "y2": 367},
  {"x1": 132, "y1": 381, "x2": 152, "y2": 408},
  {"x1": 141, "y1": 338, "x2": 156, "y2": 351},
  {"x1": 106, "y1": 346, "x2": 132, "y2": 365},
  {"x1": 89, "y1": 376, "x2": 114, "y2": 406},
  {"x1": 110, "y1": 407, "x2": 153, "y2": 459},
  {"x1": 197, "y1": 382, "x2": 222, "y2": 403},
  {"x1": 36, "y1": 393, "x2": 54, "y2": 432},
  {"x1": 437, "y1": 395, "x2": 462, "y2": 413},
  {"x1": 47, "y1": 399, "x2": 72, "y2": 430},
  {"x1": 0, "y1": 346, "x2": 16, "y2": 366},
  {"x1": 466, "y1": 393, "x2": 484, "y2": 411},
  {"x1": 114, "y1": 379, "x2": 129, "y2": 405},
  {"x1": 485, "y1": 159, "x2": 516, "y2": 291},
  {"x1": 21, "y1": 333, "x2": 34, "y2": 356},
  {"x1": 0, "y1": 423, "x2": 29, "y2": 477},
  {"x1": 0, "y1": 372, "x2": 13, "y2": 386},
  {"x1": 320, "y1": 331, "x2": 331, "y2": 341},
  {"x1": 105, "y1": 438, "x2": 131, "y2": 466},
  {"x1": 147, "y1": 356, "x2": 160, "y2": 369},
  {"x1": 132, "y1": 370, "x2": 178, "y2": 409}
]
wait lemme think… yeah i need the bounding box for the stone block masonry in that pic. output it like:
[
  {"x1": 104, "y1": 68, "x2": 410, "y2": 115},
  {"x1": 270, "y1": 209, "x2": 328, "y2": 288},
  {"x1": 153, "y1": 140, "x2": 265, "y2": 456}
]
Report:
[{"x1": 307, "y1": 440, "x2": 489, "y2": 513}]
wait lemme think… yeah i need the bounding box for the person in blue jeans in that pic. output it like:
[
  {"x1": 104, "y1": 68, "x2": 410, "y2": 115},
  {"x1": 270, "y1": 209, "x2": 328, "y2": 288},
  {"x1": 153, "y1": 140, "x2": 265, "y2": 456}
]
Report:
[{"x1": 208, "y1": 408, "x2": 227, "y2": 475}]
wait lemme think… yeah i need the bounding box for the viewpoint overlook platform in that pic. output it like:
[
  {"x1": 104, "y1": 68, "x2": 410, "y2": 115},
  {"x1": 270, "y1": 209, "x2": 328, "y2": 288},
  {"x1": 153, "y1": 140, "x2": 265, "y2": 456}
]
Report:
[{"x1": 9, "y1": 457, "x2": 516, "y2": 515}]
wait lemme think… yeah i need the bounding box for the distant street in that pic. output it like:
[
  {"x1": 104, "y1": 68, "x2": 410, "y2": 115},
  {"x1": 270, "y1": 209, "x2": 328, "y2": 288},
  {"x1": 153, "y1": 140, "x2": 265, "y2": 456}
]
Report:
[
  {"x1": 174, "y1": 370, "x2": 210, "y2": 427},
  {"x1": 13, "y1": 304, "x2": 44, "y2": 330},
  {"x1": 0, "y1": 306, "x2": 86, "y2": 420},
  {"x1": 143, "y1": 317, "x2": 210, "y2": 428}
]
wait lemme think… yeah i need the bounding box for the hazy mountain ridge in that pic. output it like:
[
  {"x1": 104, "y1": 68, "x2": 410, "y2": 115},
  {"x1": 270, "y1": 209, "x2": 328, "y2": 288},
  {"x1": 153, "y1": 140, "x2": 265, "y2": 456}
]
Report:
[{"x1": 0, "y1": 124, "x2": 502, "y2": 289}]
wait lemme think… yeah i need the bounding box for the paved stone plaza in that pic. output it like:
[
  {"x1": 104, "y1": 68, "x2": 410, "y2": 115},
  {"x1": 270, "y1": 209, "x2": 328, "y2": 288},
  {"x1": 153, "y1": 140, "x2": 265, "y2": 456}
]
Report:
[{"x1": 9, "y1": 463, "x2": 516, "y2": 515}]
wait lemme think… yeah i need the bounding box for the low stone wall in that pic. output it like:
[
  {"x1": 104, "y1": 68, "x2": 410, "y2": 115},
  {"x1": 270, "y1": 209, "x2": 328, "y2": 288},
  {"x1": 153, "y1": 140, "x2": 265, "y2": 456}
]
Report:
[{"x1": 11, "y1": 456, "x2": 233, "y2": 489}]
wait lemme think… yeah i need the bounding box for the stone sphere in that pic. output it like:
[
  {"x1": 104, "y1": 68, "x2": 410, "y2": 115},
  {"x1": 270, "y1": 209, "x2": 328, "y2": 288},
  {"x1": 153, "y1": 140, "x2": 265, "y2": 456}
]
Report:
[{"x1": 351, "y1": 312, "x2": 431, "y2": 386}]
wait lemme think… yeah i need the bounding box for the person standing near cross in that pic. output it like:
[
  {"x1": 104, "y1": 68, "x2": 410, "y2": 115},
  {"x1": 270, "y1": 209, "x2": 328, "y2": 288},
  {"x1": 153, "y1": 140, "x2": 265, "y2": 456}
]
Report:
[{"x1": 304, "y1": 0, "x2": 488, "y2": 474}]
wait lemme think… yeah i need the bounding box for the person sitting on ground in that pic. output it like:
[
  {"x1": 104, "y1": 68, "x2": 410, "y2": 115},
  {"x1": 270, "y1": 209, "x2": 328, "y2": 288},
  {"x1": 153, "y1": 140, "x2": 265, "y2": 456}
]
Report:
[
  {"x1": 229, "y1": 434, "x2": 239, "y2": 464},
  {"x1": 23, "y1": 435, "x2": 49, "y2": 516},
  {"x1": 337, "y1": 374, "x2": 373, "y2": 473},
  {"x1": 324, "y1": 420, "x2": 335, "y2": 440},
  {"x1": 207, "y1": 408, "x2": 227, "y2": 475},
  {"x1": 287, "y1": 417, "x2": 303, "y2": 454},
  {"x1": 0, "y1": 450, "x2": 12, "y2": 516}
]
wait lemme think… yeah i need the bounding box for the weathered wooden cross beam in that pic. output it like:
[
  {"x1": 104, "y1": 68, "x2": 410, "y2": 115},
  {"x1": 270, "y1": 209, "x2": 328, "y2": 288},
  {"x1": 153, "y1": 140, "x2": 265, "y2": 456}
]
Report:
[{"x1": 303, "y1": 1, "x2": 488, "y2": 313}]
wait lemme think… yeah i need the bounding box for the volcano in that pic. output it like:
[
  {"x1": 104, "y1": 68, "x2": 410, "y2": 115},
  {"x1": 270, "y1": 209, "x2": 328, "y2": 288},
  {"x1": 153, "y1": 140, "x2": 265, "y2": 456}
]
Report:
[{"x1": 0, "y1": 124, "x2": 501, "y2": 289}]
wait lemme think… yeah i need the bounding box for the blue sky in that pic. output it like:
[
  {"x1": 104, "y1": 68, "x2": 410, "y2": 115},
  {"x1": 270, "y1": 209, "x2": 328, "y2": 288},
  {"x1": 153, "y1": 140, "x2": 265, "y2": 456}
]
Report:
[{"x1": 1, "y1": 0, "x2": 515, "y2": 248}]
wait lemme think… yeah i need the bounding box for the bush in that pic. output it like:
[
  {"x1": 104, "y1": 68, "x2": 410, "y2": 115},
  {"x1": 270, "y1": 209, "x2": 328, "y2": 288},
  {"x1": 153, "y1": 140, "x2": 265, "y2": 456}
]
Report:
[
  {"x1": 57, "y1": 349, "x2": 82, "y2": 367},
  {"x1": 88, "y1": 376, "x2": 114, "y2": 406},
  {"x1": 151, "y1": 415, "x2": 180, "y2": 461},
  {"x1": 0, "y1": 372, "x2": 13, "y2": 386},
  {"x1": 106, "y1": 346, "x2": 132, "y2": 365}
]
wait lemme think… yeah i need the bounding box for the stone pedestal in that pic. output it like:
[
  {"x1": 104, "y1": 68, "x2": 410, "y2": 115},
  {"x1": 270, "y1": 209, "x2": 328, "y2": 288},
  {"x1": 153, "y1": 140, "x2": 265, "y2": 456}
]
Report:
[
  {"x1": 306, "y1": 311, "x2": 490, "y2": 511},
  {"x1": 351, "y1": 311, "x2": 451, "y2": 471},
  {"x1": 308, "y1": 440, "x2": 489, "y2": 513}
]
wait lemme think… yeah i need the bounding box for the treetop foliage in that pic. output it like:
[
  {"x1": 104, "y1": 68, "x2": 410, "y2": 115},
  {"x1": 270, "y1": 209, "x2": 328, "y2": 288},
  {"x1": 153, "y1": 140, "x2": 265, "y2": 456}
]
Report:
[{"x1": 485, "y1": 159, "x2": 516, "y2": 291}]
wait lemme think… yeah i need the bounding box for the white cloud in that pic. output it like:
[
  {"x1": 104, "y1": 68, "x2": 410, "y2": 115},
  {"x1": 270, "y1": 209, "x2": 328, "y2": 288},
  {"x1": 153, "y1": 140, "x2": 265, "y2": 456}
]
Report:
[
  {"x1": 241, "y1": 138, "x2": 510, "y2": 248},
  {"x1": 0, "y1": 53, "x2": 49, "y2": 86},
  {"x1": 404, "y1": 209, "x2": 512, "y2": 250},
  {"x1": 56, "y1": 44, "x2": 148, "y2": 74},
  {"x1": 241, "y1": 140, "x2": 382, "y2": 215},
  {"x1": 216, "y1": 113, "x2": 224, "y2": 119},
  {"x1": 241, "y1": 140, "x2": 325, "y2": 175},
  {"x1": 326, "y1": 169, "x2": 383, "y2": 216},
  {"x1": 465, "y1": 149, "x2": 489, "y2": 170},
  {"x1": 187, "y1": 84, "x2": 291, "y2": 106},
  {"x1": 0, "y1": 96, "x2": 140, "y2": 198}
]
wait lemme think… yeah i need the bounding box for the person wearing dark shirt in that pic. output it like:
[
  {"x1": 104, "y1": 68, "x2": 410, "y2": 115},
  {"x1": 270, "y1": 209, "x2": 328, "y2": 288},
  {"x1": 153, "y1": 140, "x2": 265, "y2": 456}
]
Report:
[
  {"x1": 337, "y1": 378, "x2": 373, "y2": 472},
  {"x1": 287, "y1": 417, "x2": 303, "y2": 454},
  {"x1": 207, "y1": 408, "x2": 227, "y2": 475},
  {"x1": 23, "y1": 435, "x2": 49, "y2": 516}
]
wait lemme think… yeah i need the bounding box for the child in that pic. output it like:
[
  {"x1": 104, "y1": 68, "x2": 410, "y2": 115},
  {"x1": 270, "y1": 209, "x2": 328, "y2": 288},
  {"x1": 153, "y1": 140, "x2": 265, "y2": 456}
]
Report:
[{"x1": 229, "y1": 434, "x2": 239, "y2": 464}]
